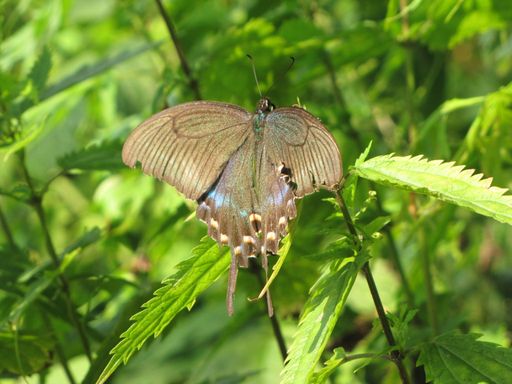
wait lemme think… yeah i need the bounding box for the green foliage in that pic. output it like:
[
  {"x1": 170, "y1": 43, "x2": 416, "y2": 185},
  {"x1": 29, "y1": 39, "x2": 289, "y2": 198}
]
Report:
[
  {"x1": 0, "y1": 331, "x2": 54, "y2": 375},
  {"x1": 58, "y1": 141, "x2": 124, "y2": 171},
  {"x1": 281, "y1": 252, "x2": 368, "y2": 384},
  {"x1": 353, "y1": 154, "x2": 512, "y2": 225},
  {"x1": 97, "y1": 238, "x2": 230, "y2": 384},
  {"x1": 0, "y1": 0, "x2": 511, "y2": 383},
  {"x1": 418, "y1": 332, "x2": 512, "y2": 384}
]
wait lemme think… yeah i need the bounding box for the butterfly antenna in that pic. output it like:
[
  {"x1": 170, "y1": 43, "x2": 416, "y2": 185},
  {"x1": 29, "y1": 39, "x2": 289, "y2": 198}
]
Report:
[
  {"x1": 247, "y1": 54, "x2": 262, "y2": 97},
  {"x1": 266, "y1": 56, "x2": 295, "y2": 95}
]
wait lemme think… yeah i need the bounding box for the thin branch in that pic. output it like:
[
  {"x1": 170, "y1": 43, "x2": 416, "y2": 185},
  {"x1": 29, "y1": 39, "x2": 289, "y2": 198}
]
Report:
[
  {"x1": 0, "y1": 202, "x2": 16, "y2": 249},
  {"x1": 335, "y1": 190, "x2": 411, "y2": 384},
  {"x1": 251, "y1": 263, "x2": 288, "y2": 361},
  {"x1": 320, "y1": 48, "x2": 415, "y2": 306},
  {"x1": 321, "y1": 50, "x2": 363, "y2": 144},
  {"x1": 154, "y1": 0, "x2": 202, "y2": 100},
  {"x1": 19, "y1": 151, "x2": 93, "y2": 363}
]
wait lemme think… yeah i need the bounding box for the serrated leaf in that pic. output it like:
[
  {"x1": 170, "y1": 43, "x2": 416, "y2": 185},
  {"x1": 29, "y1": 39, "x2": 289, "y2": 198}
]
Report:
[
  {"x1": 418, "y1": 332, "x2": 512, "y2": 384},
  {"x1": 96, "y1": 237, "x2": 230, "y2": 384},
  {"x1": 310, "y1": 347, "x2": 347, "y2": 384},
  {"x1": 0, "y1": 331, "x2": 54, "y2": 375},
  {"x1": 354, "y1": 141, "x2": 373, "y2": 167},
  {"x1": 28, "y1": 47, "x2": 52, "y2": 97},
  {"x1": 58, "y1": 141, "x2": 124, "y2": 171},
  {"x1": 280, "y1": 253, "x2": 368, "y2": 384},
  {"x1": 353, "y1": 154, "x2": 512, "y2": 225}
]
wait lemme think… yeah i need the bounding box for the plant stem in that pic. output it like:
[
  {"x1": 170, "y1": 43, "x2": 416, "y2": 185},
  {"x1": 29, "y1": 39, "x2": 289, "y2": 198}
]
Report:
[
  {"x1": 19, "y1": 151, "x2": 93, "y2": 363},
  {"x1": 419, "y1": 230, "x2": 439, "y2": 335},
  {"x1": 251, "y1": 264, "x2": 288, "y2": 361},
  {"x1": 0, "y1": 202, "x2": 16, "y2": 249},
  {"x1": 269, "y1": 308, "x2": 288, "y2": 362},
  {"x1": 319, "y1": 48, "x2": 414, "y2": 307},
  {"x1": 335, "y1": 190, "x2": 411, "y2": 384},
  {"x1": 154, "y1": 0, "x2": 202, "y2": 100}
]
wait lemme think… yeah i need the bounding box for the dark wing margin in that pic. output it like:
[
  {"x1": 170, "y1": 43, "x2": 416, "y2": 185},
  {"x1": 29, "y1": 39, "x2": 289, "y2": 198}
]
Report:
[
  {"x1": 265, "y1": 107, "x2": 342, "y2": 197},
  {"x1": 122, "y1": 101, "x2": 251, "y2": 200}
]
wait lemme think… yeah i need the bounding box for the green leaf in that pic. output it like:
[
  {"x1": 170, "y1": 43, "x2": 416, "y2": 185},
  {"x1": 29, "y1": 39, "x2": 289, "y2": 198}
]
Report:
[
  {"x1": 449, "y1": 11, "x2": 506, "y2": 48},
  {"x1": 280, "y1": 253, "x2": 368, "y2": 383},
  {"x1": 352, "y1": 154, "x2": 512, "y2": 225},
  {"x1": 0, "y1": 120, "x2": 45, "y2": 156},
  {"x1": 9, "y1": 270, "x2": 60, "y2": 322},
  {"x1": 41, "y1": 41, "x2": 162, "y2": 102},
  {"x1": 18, "y1": 227, "x2": 101, "y2": 283},
  {"x1": 28, "y1": 47, "x2": 52, "y2": 97},
  {"x1": 60, "y1": 227, "x2": 102, "y2": 257},
  {"x1": 418, "y1": 332, "x2": 512, "y2": 384},
  {"x1": 257, "y1": 234, "x2": 291, "y2": 299},
  {"x1": 310, "y1": 347, "x2": 347, "y2": 384},
  {"x1": 0, "y1": 184, "x2": 31, "y2": 203},
  {"x1": 97, "y1": 237, "x2": 230, "y2": 384},
  {"x1": 58, "y1": 141, "x2": 124, "y2": 171},
  {"x1": 0, "y1": 331, "x2": 54, "y2": 375}
]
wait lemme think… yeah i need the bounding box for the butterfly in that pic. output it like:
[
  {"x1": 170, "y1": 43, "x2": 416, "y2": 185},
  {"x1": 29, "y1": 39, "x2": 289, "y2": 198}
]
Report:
[{"x1": 122, "y1": 97, "x2": 342, "y2": 315}]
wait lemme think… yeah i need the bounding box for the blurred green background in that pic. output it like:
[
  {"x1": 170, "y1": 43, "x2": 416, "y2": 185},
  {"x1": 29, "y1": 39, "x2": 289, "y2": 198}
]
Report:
[{"x1": 1, "y1": 0, "x2": 512, "y2": 383}]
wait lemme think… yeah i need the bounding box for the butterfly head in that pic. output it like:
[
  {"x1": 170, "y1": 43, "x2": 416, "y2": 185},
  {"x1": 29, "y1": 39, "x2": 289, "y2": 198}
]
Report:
[{"x1": 257, "y1": 97, "x2": 275, "y2": 114}]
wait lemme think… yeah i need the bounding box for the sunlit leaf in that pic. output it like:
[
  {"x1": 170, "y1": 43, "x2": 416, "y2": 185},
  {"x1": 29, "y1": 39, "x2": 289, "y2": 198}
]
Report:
[
  {"x1": 280, "y1": 252, "x2": 368, "y2": 383},
  {"x1": 97, "y1": 237, "x2": 230, "y2": 384},
  {"x1": 353, "y1": 154, "x2": 512, "y2": 225}
]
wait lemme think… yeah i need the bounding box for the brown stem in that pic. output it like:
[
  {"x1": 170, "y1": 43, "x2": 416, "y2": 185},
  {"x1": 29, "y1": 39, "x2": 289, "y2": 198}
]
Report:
[
  {"x1": 335, "y1": 190, "x2": 411, "y2": 384},
  {"x1": 20, "y1": 151, "x2": 93, "y2": 363},
  {"x1": 250, "y1": 262, "x2": 288, "y2": 361},
  {"x1": 154, "y1": 0, "x2": 202, "y2": 100},
  {"x1": 319, "y1": 47, "x2": 414, "y2": 306}
]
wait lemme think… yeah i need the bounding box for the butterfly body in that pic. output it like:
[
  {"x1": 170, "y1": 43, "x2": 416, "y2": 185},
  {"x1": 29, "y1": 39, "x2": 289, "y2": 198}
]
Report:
[{"x1": 122, "y1": 97, "x2": 342, "y2": 314}]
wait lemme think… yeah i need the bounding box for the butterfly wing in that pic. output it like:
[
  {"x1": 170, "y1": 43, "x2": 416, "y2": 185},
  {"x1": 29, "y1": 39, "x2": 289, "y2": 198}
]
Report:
[
  {"x1": 264, "y1": 107, "x2": 342, "y2": 197},
  {"x1": 122, "y1": 101, "x2": 252, "y2": 200}
]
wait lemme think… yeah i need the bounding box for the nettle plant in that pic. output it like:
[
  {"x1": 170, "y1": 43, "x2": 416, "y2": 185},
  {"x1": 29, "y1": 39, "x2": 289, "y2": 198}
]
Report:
[
  {"x1": 3, "y1": 57, "x2": 512, "y2": 383},
  {"x1": 2, "y1": 4, "x2": 512, "y2": 384},
  {"x1": 96, "y1": 140, "x2": 512, "y2": 384}
]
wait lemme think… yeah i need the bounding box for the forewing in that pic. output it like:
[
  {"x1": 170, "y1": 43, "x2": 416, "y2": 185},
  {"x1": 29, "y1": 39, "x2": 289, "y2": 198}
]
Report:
[
  {"x1": 122, "y1": 101, "x2": 251, "y2": 200},
  {"x1": 264, "y1": 107, "x2": 342, "y2": 197}
]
